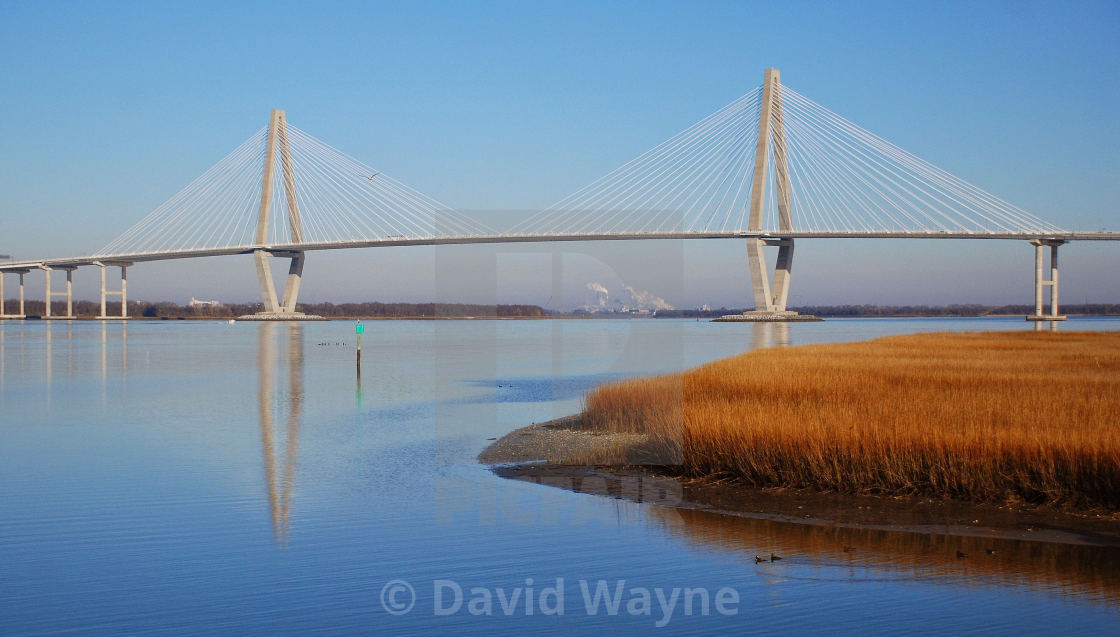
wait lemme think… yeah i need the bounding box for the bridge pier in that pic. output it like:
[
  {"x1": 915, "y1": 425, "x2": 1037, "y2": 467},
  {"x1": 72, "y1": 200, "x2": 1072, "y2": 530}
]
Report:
[
  {"x1": 746, "y1": 69, "x2": 797, "y2": 317},
  {"x1": 0, "y1": 270, "x2": 29, "y2": 318},
  {"x1": 96, "y1": 262, "x2": 130, "y2": 319},
  {"x1": 722, "y1": 68, "x2": 816, "y2": 322},
  {"x1": 41, "y1": 266, "x2": 77, "y2": 319},
  {"x1": 244, "y1": 250, "x2": 318, "y2": 320},
  {"x1": 253, "y1": 250, "x2": 281, "y2": 313},
  {"x1": 746, "y1": 237, "x2": 795, "y2": 313},
  {"x1": 241, "y1": 109, "x2": 321, "y2": 321},
  {"x1": 280, "y1": 252, "x2": 305, "y2": 313},
  {"x1": 1027, "y1": 239, "x2": 1066, "y2": 327}
]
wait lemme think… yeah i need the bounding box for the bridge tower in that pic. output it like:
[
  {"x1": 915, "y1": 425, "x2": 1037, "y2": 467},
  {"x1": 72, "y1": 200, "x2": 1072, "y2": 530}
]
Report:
[
  {"x1": 244, "y1": 109, "x2": 319, "y2": 320},
  {"x1": 743, "y1": 68, "x2": 801, "y2": 318}
]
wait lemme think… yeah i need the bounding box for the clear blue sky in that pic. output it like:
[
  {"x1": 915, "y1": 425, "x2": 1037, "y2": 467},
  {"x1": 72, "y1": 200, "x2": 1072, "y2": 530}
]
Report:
[{"x1": 1, "y1": 0, "x2": 1117, "y2": 308}]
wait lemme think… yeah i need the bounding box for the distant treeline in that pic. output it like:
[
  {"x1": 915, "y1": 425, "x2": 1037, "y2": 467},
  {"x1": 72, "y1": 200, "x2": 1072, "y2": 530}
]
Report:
[
  {"x1": 7, "y1": 300, "x2": 1119, "y2": 319},
  {"x1": 654, "y1": 304, "x2": 1120, "y2": 318},
  {"x1": 795, "y1": 303, "x2": 1120, "y2": 317},
  {"x1": 289, "y1": 302, "x2": 549, "y2": 318},
  {"x1": 9, "y1": 300, "x2": 549, "y2": 319}
]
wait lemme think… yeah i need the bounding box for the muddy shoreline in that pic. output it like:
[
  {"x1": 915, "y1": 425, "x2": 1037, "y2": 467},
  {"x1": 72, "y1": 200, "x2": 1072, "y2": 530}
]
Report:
[{"x1": 480, "y1": 416, "x2": 1120, "y2": 548}]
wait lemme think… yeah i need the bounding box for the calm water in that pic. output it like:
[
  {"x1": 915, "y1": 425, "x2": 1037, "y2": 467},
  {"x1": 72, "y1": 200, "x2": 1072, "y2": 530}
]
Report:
[{"x1": 1, "y1": 317, "x2": 1118, "y2": 635}]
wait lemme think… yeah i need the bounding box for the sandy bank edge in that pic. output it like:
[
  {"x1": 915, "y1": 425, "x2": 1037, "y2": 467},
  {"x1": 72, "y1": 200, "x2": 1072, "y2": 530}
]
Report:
[{"x1": 479, "y1": 416, "x2": 1120, "y2": 548}]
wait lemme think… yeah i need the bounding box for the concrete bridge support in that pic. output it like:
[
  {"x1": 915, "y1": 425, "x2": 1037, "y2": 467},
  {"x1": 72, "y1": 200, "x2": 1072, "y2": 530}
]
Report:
[
  {"x1": 1027, "y1": 239, "x2": 1066, "y2": 327},
  {"x1": 243, "y1": 109, "x2": 320, "y2": 320},
  {"x1": 96, "y1": 262, "x2": 130, "y2": 319},
  {"x1": 746, "y1": 237, "x2": 794, "y2": 312},
  {"x1": 0, "y1": 270, "x2": 29, "y2": 318},
  {"x1": 733, "y1": 68, "x2": 811, "y2": 321},
  {"x1": 41, "y1": 266, "x2": 77, "y2": 319},
  {"x1": 280, "y1": 252, "x2": 305, "y2": 313},
  {"x1": 251, "y1": 249, "x2": 307, "y2": 316}
]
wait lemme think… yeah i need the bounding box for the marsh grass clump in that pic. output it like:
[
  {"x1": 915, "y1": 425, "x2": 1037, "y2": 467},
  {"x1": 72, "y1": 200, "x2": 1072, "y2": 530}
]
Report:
[{"x1": 580, "y1": 331, "x2": 1120, "y2": 511}]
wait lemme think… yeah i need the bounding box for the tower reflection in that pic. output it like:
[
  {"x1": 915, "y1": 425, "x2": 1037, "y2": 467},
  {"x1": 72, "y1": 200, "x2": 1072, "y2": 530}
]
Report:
[
  {"x1": 99, "y1": 321, "x2": 128, "y2": 377},
  {"x1": 99, "y1": 320, "x2": 127, "y2": 407},
  {"x1": 257, "y1": 323, "x2": 304, "y2": 545},
  {"x1": 750, "y1": 321, "x2": 791, "y2": 350}
]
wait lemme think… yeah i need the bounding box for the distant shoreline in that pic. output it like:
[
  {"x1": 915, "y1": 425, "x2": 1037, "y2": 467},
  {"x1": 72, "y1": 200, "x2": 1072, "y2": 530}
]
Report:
[
  {"x1": 9, "y1": 315, "x2": 556, "y2": 321},
  {"x1": 7, "y1": 299, "x2": 1120, "y2": 321},
  {"x1": 7, "y1": 313, "x2": 1120, "y2": 322}
]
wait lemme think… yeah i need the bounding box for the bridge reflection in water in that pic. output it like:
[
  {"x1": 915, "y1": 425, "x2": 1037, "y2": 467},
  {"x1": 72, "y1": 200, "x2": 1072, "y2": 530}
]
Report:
[
  {"x1": 751, "y1": 322, "x2": 790, "y2": 350},
  {"x1": 100, "y1": 320, "x2": 127, "y2": 385},
  {"x1": 34, "y1": 320, "x2": 304, "y2": 545},
  {"x1": 257, "y1": 323, "x2": 304, "y2": 545},
  {"x1": 8, "y1": 318, "x2": 1116, "y2": 605}
]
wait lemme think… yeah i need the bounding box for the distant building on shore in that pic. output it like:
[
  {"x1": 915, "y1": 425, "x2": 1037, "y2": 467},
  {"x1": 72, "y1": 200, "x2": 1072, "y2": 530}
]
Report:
[{"x1": 188, "y1": 297, "x2": 222, "y2": 308}]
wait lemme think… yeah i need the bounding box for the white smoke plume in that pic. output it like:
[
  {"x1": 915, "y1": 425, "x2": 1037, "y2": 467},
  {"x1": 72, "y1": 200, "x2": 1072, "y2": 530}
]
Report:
[
  {"x1": 586, "y1": 282, "x2": 609, "y2": 296},
  {"x1": 586, "y1": 282, "x2": 609, "y2": 307},
  {"x1": 624, "y1": 285, "x2": 674, "y2": 311},
  {"x1": 585, "y1": 281, "x2": 673, "y2": 311}
]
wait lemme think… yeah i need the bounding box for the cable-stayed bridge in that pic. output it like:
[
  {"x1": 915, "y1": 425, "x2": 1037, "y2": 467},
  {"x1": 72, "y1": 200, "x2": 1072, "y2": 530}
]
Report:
[{"x1": 1, "y1": 69, "x2": 1115, "y2": 321}]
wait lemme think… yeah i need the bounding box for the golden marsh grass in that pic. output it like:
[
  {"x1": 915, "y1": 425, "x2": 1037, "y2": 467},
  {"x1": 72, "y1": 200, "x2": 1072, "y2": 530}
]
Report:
[{"x1": 581, "y1": 331, "x2": 1120, "y2": 510}]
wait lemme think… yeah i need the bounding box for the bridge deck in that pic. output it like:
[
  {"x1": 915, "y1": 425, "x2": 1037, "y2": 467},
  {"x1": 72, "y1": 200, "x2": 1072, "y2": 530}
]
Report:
[{"x1": 3, "y1": 231, "x2": 1119, "y2": 271}]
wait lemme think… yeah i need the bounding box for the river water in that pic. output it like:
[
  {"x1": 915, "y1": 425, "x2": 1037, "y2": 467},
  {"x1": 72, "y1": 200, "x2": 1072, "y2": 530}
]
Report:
[{"x1": 1, "y1": 317, "x2": 1117, "y2": 634}]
